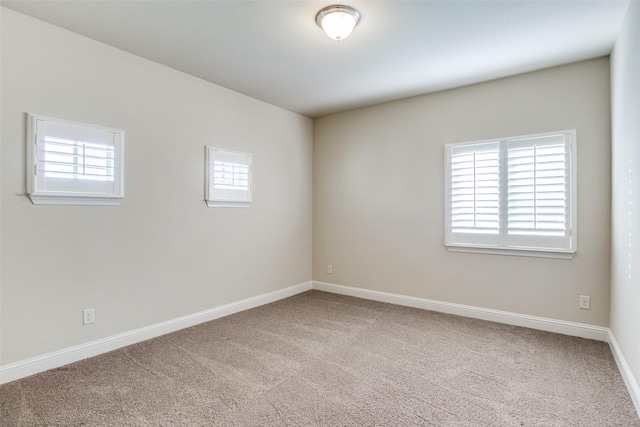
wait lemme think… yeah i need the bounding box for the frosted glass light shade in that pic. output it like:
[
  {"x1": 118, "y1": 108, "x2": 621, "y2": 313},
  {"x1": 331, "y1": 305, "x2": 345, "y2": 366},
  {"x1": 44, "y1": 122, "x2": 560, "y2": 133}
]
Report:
[{"x1": 316, "y1": 5, "x2": 361, "y2": 41}]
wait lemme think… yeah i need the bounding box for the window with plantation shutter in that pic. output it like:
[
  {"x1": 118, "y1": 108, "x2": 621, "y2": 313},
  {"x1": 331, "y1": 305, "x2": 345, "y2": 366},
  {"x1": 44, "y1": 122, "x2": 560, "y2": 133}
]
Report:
[
  {"x1": 26, "y1": 114, "x2": 124, "y2": 206},
  {"x1": 205, "y1": 147, "x2": 252, "y2": 208},
  {"x1": 444, "y1": 130, "x2": 576, "y2": 259}
]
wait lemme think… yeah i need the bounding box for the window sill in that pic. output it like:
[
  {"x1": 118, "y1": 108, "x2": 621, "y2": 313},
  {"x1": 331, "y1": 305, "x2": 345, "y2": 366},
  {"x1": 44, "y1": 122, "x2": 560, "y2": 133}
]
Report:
[
  {"x1": 445, "y1": 244, "x2": 575, "y2": 260},
  {"x1": 29, "y1": 193, "x2": 123, "y2": 206},
  {"x1": 206, "y1": 201, "x2": 251, "y2": 208}
]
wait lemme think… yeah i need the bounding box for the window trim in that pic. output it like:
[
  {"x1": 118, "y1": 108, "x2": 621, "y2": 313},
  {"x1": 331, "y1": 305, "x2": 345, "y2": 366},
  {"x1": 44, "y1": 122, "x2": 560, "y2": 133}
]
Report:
[
  {"x1": 204, "y1": 146, "x2": 253, "y2": 208},
  {"x1": 444, "y1": 130, "x2": 577, "y2": 259},
  {"x1": 26, "y1": 114, "x2": 125, "y2": 206}
]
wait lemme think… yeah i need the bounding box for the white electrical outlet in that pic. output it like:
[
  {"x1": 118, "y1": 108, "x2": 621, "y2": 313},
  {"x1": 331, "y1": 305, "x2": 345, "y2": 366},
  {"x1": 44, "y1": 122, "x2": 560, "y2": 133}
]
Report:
[
  {"x1": 579, "y1": 295, "x2": 590, "y2": 310},
  {"x1": 327, "y1": 264, "x2": 333, "y2": 274},
  {"x1": 83, "y1": 308, "x2": 95, "y2": 325}
]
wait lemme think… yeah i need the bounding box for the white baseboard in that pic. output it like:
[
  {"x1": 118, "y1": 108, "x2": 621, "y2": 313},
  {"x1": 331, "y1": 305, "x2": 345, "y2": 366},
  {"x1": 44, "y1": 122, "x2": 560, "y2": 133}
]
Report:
[
  {"x1": 0, "y1": 281, "x2": 313, "y2": 385},
  {"x1": 312, "y1": 281, "x2": 610, "y2": 341},
  {"x1": 609, "y1": 330, "x2": 640, "y2": 417}
]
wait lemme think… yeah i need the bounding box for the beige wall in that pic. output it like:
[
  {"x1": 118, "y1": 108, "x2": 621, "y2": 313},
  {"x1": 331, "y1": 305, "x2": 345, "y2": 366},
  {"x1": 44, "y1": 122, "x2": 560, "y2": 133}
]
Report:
[
  {"x1": 314, "y1": 58, "x2": 612, "y2": 326},
  {"x1": 0, "y1": 8, "x2": 313, "y2": 364},
  {"x1": 611, "y1": 0, "x2": 640, "y2": 399}
]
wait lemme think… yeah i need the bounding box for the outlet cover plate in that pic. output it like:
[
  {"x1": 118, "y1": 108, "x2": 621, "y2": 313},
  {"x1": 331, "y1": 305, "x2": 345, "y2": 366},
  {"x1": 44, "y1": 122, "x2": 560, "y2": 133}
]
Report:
[
  {"x1": 83, "y1": 308, "x2": 95, "y2": 325},
  {"x1": 579, "y1": 295, "x2": 590, "y2": 310}
]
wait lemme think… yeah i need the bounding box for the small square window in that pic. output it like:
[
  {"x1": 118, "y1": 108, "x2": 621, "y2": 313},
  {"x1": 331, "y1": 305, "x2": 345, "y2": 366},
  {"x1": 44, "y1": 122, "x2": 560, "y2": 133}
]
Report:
[
  {"x1": 205, "y1": 147, "x2": 252, "y2": 208},
  {"x1": 27, "y1": 114, "x2": 124, "y2": 206}
]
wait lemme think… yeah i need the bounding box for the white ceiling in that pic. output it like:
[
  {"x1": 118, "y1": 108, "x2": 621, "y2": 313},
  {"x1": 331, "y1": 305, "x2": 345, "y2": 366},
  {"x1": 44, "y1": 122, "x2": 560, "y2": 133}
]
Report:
[{"x1": 1, "y1": 0, "x2": 631, "y2": 118}]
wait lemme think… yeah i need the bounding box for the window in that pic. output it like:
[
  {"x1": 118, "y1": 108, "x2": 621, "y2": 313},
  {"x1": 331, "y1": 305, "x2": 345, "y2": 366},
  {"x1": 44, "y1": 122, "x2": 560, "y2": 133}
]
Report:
[
  {"x1": 27, "y1": 114, "x2": 124, "y2": 205},
  {"x1": 444, "y1": 130, "x2": 576, "y2": 259},
  {"x1": 205, "y1": 147, "x2": 252, "y2": 207}
]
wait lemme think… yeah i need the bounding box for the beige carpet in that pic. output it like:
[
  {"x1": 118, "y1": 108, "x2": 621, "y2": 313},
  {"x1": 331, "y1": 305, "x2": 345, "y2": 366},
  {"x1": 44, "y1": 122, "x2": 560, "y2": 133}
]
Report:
[{"x1": 1, "y1": 290, "x2": 638, "y2": 426}]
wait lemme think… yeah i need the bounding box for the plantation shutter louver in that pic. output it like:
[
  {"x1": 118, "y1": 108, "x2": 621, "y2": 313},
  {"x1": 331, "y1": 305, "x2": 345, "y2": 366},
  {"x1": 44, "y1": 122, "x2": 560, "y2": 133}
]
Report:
[{"x1": 41, "y1": 134, "x2": 115, "y2": 183}]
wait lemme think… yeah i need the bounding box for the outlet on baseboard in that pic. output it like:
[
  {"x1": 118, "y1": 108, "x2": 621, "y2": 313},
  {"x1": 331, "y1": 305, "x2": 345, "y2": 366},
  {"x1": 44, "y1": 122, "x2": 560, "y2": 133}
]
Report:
[
  {"x1": 579, "y1": 295, "x2": 590, "y2": 310},
  {"x1": 83, "y1": 308, "x2": 95, "y2": 325}
]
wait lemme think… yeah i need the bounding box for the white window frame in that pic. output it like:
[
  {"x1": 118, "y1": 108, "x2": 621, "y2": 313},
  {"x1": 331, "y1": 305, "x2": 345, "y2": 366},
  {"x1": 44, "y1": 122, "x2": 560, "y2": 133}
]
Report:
[
  {"x1": 26, "y1": 114, "x2": 125, "y2": 206},
  {"x1": 444, "y1": 130, "x2": 577, "y2": 259},
  {"x1": 205, "y1": 146, "x2": 252, "y2": 208}
]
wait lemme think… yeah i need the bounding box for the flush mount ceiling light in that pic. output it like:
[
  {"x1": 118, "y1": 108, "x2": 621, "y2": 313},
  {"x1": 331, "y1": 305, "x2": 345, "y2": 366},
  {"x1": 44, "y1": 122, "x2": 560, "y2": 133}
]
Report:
[{"x1": 316, "y1": 5, "x2": 361, "y2": 41}]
